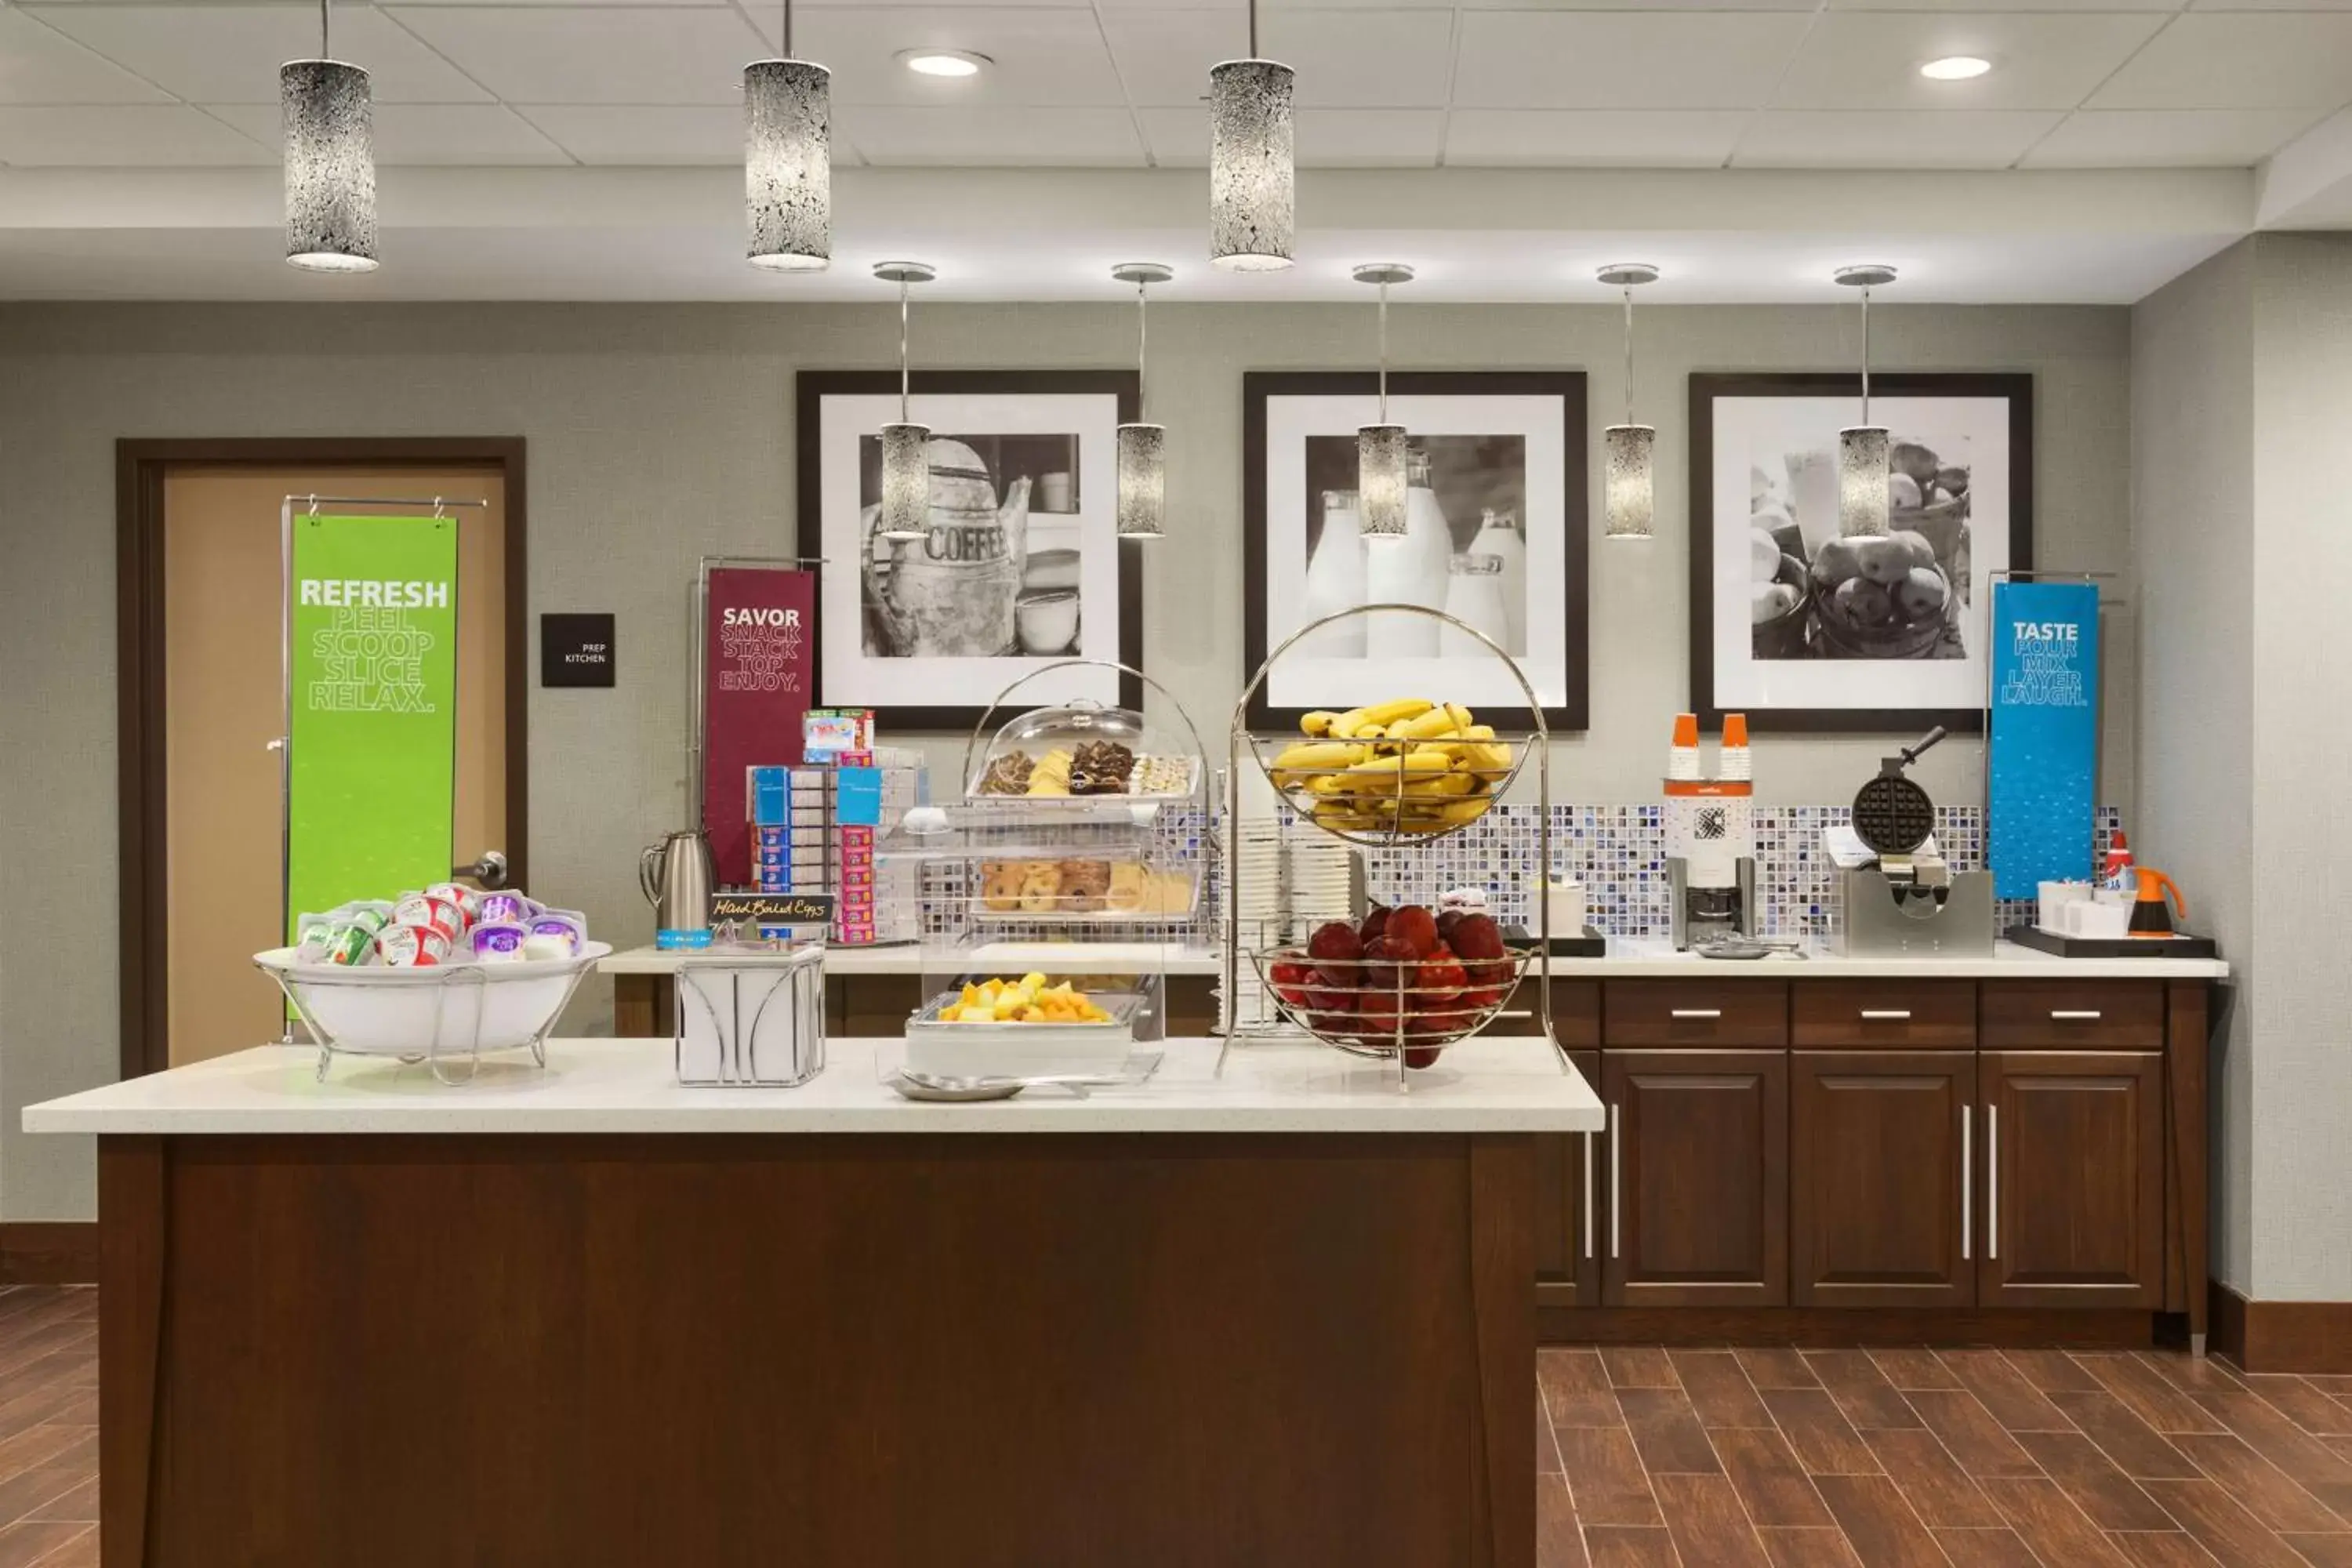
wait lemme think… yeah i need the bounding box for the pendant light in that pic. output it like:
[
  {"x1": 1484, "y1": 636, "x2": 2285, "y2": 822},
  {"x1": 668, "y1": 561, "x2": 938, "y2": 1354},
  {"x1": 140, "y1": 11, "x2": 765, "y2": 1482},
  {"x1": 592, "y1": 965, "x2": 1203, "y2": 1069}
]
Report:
[
  {"x1": 1112, "y1": 263, "x2": 1173, "y2": 540},
  {"x1": 1599, "y1": 263, "x2": 1660, "y2": 541},
  {"x1": 874, "y1": 262, "x2": 935, "y2": 543},
  {"x1": 283, "y1": 0, "x2": 377, "y2": 273},
  {"x1": 1209, "y1": 0, "x2": 1294, "y2": 272},
  {"x1": 1353, "y1": 263, "x2": 1414, "y2": 539},
  {"x1": 745, "y1": 0, "x2": 830, "y2": 271},
  {"x1": 1835, "y1": 264, "x2": 1898, "y2": 539}
]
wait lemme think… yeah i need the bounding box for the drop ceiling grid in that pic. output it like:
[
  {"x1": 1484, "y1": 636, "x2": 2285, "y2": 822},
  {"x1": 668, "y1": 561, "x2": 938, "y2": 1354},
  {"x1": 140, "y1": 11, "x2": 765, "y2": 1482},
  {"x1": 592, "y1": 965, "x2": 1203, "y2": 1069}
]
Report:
[{"x1": 4, "y1": 0, "x2": 2352, "y2": 169}]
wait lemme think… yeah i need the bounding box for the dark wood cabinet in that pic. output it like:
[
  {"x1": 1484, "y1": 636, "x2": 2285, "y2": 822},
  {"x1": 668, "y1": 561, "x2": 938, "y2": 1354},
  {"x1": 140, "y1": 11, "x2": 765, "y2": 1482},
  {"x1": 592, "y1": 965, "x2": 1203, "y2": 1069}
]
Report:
[
  {"x1": 1534, "y1": 1051, "x2": 1601, "y2": 1308},
  {"x1": 1791, "y1": 1051, "x2": 1976, "y2": 1308},
  {"x1": 1980, "y1": 1051, "x2": 2165, "y2": 1309},
  {"x1": 1602, "y1": 981, "x2": 1788, "y2": 1046},
  {"x1": 1602, "y1": 1051, "x2": 1788, "y2": 1307}
]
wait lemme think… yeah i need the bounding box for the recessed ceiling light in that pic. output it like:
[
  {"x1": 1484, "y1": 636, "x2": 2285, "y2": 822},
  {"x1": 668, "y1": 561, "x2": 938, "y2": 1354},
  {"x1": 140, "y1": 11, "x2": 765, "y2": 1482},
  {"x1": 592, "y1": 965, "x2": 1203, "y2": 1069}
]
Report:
[
  {"x1": 898, "y1": 49, "x2": 989, "y2": 78},
  {"x1": 1920, "y1": 56, "x2": 1992, "y2": 82}
]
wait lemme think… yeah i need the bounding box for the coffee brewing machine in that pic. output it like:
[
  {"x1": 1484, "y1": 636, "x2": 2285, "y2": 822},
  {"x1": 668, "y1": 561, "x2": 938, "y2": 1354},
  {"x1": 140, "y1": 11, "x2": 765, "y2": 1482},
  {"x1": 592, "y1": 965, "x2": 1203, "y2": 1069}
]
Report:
[{"x1": 1664, "y1": 714, "x2": 1757, "y2": 949}]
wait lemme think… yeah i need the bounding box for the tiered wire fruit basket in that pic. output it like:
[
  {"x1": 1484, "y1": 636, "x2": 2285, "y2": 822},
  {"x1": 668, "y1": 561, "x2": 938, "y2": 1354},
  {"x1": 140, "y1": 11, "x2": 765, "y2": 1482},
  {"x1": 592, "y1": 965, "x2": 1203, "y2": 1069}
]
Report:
[{"x1": 1220, "y1": 603, "x2": 1567, "y2": 1089}]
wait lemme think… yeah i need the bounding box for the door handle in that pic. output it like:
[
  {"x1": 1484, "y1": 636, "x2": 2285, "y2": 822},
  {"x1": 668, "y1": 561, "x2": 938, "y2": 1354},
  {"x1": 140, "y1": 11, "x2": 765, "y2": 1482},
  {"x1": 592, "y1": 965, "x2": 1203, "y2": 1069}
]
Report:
[
  {"x1": 1669, "y1": 1008, "x2": 1722, "y2": 1020},
  {"x1": 1581, "y1": 1129, "x2": 1595, "y2": 1261},
  {"x1": 1960, "y1": 1104, "x2": 1972, "y2": 1261},
  {"x1": 452, "y1": 849, "x2": 510, "y2": 889},
  {"x1": 1608, "y1": 1102, "x2": 1621, "y2": 1261},
  {"x1": 2049, "y1": 1009, "x2": 2102, "y2": 1021},
  {"x1": 1860, "y1": 1008, "x2": 1911, "y2": 1021},
  {"x1": 1986, "y1": 1103, "x2": 1998, "y2": 1262}
]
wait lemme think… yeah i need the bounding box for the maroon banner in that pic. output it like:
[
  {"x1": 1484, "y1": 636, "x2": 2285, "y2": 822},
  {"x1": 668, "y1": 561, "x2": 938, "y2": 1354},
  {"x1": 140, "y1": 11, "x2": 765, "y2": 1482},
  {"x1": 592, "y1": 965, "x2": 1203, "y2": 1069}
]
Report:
[{"x1": 702, "y1": 567, "x2": 815, "y2": 887}]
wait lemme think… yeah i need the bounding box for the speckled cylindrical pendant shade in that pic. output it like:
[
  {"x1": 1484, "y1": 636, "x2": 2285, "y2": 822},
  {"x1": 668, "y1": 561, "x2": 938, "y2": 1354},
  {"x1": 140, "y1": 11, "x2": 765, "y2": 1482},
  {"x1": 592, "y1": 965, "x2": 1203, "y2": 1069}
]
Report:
[
  {"x1": 745, "y1": 58, "x2": 829, "y2": 272},
  {"x1": 1604, "y1": 424, "x2": 1656, "y2": 540},
  {"x1": 1358, "y1": 424, "x2": 1408, "y2": 538},
  {"x1": 1839, "y1": 425, "x2": 1891, "y2": 538},
  {"x1": 1209, "y1": 59, "x2": 1294, "y2": 273},
  {"x1": 878, "y1": 423, "x2": 931, "y2": 542},
  {"x1": 282, "y1": 59, "x2": 377, "y2": 273},
  {"x1": 1117, "y1": 423, "x2": 1166, "y2": 539}
]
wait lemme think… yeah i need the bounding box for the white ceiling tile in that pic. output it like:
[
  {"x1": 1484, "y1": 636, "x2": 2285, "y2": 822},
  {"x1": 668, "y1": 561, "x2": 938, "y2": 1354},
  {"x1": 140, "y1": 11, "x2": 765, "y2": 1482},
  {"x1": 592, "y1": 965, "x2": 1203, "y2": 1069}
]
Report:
[
  {"x1": 1773, "y1": 12, "x2": 2168, "y2": 111},
  {"x1": 2089, "y1": 13, "x2": 2352, "y2": 108},
  {"x1": 1103, "y1": 9, "x2": 1453, "y2": 110},
  {"x1": 2189, "y1": 0, "x2": 2352, "y2": 9},
  {"x1": 26, "y1": 5, "x2": 493, "y2": 105},
  {"x1": 1462, "y1": 0, "x2": 1817, "y2": 7},
  {"x1": 793, "y1": 8, "x2": 1124, "y2": 107},
  {"x1": 0, "y1": 104, "x2": 274, "y2": 165},
  {"x1": 1731, "y1": 109, "x2": 2065, "y2": 168},
  {"x1": 1453, "y1": 12, "x2": 1815, "y2": 111},
  {"x1": 384, "y1": 8, "x2": 768, "y2": 105},
  {"x1": 1134, "y1": 105, "x2": 1442, "y2": 165},
  {"x1": 205, "y1": 100, "x2": 573, "y2": 163},
  {"x1": 1443, "y1": 109, "x2": 1749, "y2": 168},
  {"x1": 0, "y1": 9, "x2": 172, "y2": 104},
  {"x1": 2020, "y1": 107, "x2": 2319, "y2": 165},
  {"x1": 1832, "y1": 0, "x2": 2185, "y2": 9},
  {"x1": 833, "y1": 104, "x2": 1144, "y2": 165},
  {"x1": 514, "y1": 103, "x2": 739, "y2": 163}
]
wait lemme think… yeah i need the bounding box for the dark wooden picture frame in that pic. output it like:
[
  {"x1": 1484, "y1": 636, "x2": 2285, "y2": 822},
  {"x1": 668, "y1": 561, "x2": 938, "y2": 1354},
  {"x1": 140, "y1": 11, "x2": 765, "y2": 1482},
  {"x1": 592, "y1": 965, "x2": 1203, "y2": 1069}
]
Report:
[
  {"x1": 795, "y1": 370, "x2": 1143, "y2": 730},
  {"x1": 1242, "y1": 370, "x2": 1590, "y2": 733},
  {"x1": 1689, "y1": 372, "x2": 2034, "y2": 734}
]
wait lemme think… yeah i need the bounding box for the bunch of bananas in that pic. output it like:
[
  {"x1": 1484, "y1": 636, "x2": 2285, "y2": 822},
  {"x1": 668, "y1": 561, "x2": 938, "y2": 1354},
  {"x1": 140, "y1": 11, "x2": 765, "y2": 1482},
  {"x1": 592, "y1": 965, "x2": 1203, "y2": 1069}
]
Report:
[{"x1": 1267, "y1": 699, "x2": 1513, "y2": 835}]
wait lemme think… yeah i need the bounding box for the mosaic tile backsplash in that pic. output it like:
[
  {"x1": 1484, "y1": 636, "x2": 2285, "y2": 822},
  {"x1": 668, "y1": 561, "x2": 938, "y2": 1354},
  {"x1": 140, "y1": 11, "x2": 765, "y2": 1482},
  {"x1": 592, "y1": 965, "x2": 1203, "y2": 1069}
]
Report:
[{"x1": 915, "y1": 801, "x2": 2120, "y2": 943}]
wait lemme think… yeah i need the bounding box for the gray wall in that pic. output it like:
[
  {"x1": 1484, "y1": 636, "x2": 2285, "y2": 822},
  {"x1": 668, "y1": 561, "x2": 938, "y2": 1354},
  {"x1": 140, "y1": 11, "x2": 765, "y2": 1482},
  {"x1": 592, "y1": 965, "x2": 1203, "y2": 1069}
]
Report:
[
  {"x1": 2131, "y1": 242, "x2": 2256, "y2": 1294},
  {"x1": 0, "y1": 299, "x2": 2132, "y2": 1220}
]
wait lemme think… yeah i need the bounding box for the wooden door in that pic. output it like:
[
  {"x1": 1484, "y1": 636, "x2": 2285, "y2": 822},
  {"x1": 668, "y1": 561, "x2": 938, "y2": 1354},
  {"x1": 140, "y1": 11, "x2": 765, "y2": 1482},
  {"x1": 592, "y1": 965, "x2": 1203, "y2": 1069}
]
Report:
[
  {"x1": 1980, "y1": 1051, "x2": 2165, "y2": 1308},
  {"x1": 1534, "y1": 1051, "x2": 1600, "y2": 1308},
  {"x1": 160, "y1": 465, "x2": 510, "y2": 1065},
  {"x1": 1791, "y1": 1051, "x2": 1975, "y2": 1308},
  {"x1": 1602, "y1": 1051, "x2": 1788, "y2": 1307}
]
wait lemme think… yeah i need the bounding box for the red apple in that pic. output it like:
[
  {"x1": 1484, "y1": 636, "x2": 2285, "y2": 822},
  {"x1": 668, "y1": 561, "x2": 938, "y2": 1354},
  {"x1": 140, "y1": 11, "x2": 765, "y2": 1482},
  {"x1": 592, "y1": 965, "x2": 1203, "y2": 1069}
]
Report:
[
  {"x1": 1450, "y1": 912, "x2": 1509, "y2": 984},
  {"x1": 1359, "y1": 906, "x2": 1391, "y2": 945},
  {"x1": 1304, "y1": 987, "x2": 1356, "y2": 1035},
  {"x1": 1403, "y1": 1044, "x2": 1443, "y2": 1070},
  {"x1": 1415, "y1": 943, "x2": 1466, "y2": 1006},
  {"x1": 1436, "y1": 907, "x2": 1467, "y2": 943},
  {"x1": 1387, "y1": 904, "x2": 1439, "y2": 960},
  {"x1": 1269, "y1": 958, "x2": 1315, "y2": 1007},
  {"x1": 1307, "y1": 920, "x2": 1363, "y2": 989}
]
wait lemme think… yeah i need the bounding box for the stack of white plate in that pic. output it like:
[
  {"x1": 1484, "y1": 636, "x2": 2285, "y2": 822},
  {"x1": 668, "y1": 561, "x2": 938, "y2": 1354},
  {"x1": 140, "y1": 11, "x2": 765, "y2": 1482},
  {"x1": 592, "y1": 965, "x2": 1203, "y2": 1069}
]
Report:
[{"x1": 1218, "y1": 819, "x2": 1358, "y2": 1033}]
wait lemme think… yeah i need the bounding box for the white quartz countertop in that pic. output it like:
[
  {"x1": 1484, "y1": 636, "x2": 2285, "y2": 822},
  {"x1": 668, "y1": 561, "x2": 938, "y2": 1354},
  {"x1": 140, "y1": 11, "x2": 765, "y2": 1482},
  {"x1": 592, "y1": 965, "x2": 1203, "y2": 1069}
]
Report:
[
  {"x1": 601, "y1": 938, "x2": 2225, "y2": 982},
  {"x1": 21, "y1": 1036, "x2": 1602, "y2": 1137}
]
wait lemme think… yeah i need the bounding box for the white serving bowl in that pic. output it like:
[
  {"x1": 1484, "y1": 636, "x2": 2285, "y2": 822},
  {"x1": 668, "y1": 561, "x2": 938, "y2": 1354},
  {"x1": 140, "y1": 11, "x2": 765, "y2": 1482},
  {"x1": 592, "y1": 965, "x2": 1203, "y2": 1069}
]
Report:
[{"x1": 256, "y1": 942, "x2": 612, "y2": 1058}]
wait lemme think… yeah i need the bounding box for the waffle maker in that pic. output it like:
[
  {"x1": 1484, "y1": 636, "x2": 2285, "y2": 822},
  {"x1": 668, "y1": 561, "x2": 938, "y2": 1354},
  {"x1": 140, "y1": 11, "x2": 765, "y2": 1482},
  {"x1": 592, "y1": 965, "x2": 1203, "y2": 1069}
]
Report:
[{"x1": 1836, "y1": 726, "x2": 1994, "y2": 956}]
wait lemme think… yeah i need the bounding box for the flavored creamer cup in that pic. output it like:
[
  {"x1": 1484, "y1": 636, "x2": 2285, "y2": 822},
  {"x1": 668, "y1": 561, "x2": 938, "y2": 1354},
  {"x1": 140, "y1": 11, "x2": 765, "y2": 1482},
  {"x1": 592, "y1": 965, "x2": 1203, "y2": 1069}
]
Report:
[
  {"x1": 470, "y1": 922, "x2": 528, "y2": 962},
  {"x1": 524, "y1": 910, "x2": 587, "y2": 956}
]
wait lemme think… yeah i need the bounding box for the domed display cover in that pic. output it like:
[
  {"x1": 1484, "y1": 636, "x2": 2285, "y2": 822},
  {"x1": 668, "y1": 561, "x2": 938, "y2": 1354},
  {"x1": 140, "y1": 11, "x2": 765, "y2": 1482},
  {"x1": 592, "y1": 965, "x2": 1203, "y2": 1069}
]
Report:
[{"x1": 967, "y1": 697, "x2": 1200, "y2": 801}]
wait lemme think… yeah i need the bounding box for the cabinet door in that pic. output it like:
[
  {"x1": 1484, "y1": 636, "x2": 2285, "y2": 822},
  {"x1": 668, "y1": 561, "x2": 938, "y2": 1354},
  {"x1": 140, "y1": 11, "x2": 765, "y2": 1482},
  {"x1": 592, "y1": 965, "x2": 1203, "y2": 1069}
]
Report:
[
  {"x1": 1792, "y1": 1052, "x2": 1975, "y2": 1308},
  {"x1": 1534, "y1": 1052, "x2": 1601, "y2": 1308},
  {"x1": 1980, "y1": 1051, "x2": 2165, "y2": 1308},
  {"x1": 1602, "y1": 1051, "x2": 1788, "y2": 1307}
]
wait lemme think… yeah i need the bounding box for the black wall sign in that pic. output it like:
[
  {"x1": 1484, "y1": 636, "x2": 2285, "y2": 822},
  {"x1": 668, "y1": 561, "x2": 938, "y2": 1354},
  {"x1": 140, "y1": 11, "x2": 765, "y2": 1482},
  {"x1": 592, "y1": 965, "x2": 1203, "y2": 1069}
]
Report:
[
  {"x1": 542, "y1": 613, "x2": 615, "y2": 688},
  {"x1": 708, "y1": 892, "x2": 835, "y2": 925}
]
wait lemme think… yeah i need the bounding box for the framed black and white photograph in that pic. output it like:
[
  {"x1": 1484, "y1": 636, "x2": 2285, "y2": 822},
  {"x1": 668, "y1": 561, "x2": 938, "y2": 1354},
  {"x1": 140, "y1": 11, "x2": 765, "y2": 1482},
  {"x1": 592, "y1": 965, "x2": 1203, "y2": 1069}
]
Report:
[
  {"x1": 1690, "y1": 372, "x2": 2034, "y2": 733},
  {"x1": 1243, "y1": 372, "x2": 1588, "y2": 731},
  {"x1": 797, "y1": 371, "x2": 1142, "y2": 728}
]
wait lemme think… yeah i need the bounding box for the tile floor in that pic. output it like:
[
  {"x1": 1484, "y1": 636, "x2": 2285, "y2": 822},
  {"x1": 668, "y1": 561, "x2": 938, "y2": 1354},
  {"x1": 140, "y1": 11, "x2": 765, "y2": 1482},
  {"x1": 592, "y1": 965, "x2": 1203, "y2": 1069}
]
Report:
[
  {"x1": 7, "y1": 1283, "x2": 2350, "y2": 1567},
  {"x1": 1539, "y1": 1341, "x2": 2352, "y2": 1566},
  {"x1": 0, "y1": 1287, "x2": 96, "y2": 1568}
]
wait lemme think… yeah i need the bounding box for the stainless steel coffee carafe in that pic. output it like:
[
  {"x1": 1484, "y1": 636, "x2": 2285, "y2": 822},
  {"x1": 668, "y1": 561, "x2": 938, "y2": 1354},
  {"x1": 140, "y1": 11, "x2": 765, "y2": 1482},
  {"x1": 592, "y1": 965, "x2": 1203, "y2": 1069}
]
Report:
[{"x1": 640, "y1": 829, "x2": 713, "y2": 937}]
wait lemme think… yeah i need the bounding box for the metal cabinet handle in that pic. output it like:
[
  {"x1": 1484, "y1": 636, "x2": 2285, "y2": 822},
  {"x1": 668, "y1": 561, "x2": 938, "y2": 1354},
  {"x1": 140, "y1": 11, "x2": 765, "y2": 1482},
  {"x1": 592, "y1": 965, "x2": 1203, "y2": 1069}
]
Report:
[
  {"x1": 2049, "y1": 1009, "x2": 2103, "y2": 1021},
  {"x1": 1960, "y1": 1104, "x2": 1972, "y2": 1261},
  {"x1": 1669, "y1": 1008, "x2": 1722, "y2": 1020},
  {"x1": 1861, "y1": 1008, "x2": 1911, "y2": 1021},
  {"x1": 1582, "y1": 1129, "x2": 1595, "y2": 1261},
  {"x1": 1608, "y1": 1102, "x2": 1621, "y2": 1261},
  {"x1": 1986, "y1": 1104, "x2": 1998, "y2": 1261}
]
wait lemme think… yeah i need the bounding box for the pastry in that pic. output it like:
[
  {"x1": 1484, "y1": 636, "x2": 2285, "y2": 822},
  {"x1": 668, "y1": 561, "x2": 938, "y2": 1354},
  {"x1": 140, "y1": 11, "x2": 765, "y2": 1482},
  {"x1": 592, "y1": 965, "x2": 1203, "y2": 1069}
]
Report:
[
  {"x1": 1130, "y1": 756, "x2": 1191, "y2": 796},
  {"x1": 1068, "y1": 740, "x2": 1135, "y2": 795},
  {"x1": 1058, "y1": 858, "x2": 1110, "y2": 913},
  {"x1": 977, "y1": 752, "x2": 1033, "y2": 796},
  {"x1": 1105, "y1": 863, "x2": 1146, "y2": 913},
  {"x1": 1017, "y1": 861, "x2": 1062, "y2": 914},
  {"x1": 1025, "y1": 748, "x2": 1073, "y2": 797},
  {"x1": 981, "y1": 861, "x2": 1024, "y2": 913}
]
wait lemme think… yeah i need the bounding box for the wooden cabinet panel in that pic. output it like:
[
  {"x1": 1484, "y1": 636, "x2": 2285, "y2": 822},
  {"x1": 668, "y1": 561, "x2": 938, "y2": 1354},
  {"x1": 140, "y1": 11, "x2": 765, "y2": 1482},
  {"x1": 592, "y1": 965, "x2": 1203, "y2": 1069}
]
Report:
[
  {"x1": 1548, "y1": 982, "x2": 1602, "y2": 1047},
  {"x1": 1791, "y1": 1052, "x2": 1975, "y2": 1308},
  {"x1": 1980, "y1": 1051, "x2": 2165, "y2": 1308},
  {"x1": 1534, "y1": 1051, "x2": 1602, "y2": 1308},
  {"x1": 1602, "y1": 1051, "x2": 1788, "y2": 1307},
  {"x1": 1792, "y1": 982, "x2": 1976, "y2": 1048},
  {"x1": 1603, "y1": 981, "x2": 1788, "y2": 1047},
  {"x1": 1981, "y1": 982, "x2": 2163, "y2": 1049}
]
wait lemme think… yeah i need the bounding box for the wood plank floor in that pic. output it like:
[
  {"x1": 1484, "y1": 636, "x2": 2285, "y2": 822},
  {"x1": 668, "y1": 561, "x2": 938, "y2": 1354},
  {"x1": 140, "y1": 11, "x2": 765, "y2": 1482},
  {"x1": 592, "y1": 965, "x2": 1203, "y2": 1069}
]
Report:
[{"x1": 5, "y1": 1283, "x2": 2349, "y2": 1566}]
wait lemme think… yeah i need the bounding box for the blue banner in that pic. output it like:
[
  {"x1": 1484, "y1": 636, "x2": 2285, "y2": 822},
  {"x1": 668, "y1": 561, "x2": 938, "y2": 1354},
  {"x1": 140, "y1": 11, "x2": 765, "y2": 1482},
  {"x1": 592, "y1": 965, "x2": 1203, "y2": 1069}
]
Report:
[{"x1": 1989, "y1": 580, "x2": 2099, "y2": 899}]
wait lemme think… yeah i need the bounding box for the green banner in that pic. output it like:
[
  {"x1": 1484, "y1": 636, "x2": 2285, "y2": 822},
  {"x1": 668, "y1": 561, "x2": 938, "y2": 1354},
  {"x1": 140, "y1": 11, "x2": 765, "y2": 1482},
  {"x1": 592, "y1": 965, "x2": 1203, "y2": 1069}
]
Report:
[{"x1": 286, "y1": 515, "x2": 459, "y2": 941}]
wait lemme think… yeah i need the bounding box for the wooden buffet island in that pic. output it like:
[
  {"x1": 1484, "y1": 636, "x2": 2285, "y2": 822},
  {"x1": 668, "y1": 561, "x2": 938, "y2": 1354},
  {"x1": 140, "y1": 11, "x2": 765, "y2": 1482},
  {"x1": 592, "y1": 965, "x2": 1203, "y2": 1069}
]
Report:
[{"x1": 27, "y1": 1036, "x2": 1599, "y2": 1568}]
